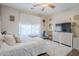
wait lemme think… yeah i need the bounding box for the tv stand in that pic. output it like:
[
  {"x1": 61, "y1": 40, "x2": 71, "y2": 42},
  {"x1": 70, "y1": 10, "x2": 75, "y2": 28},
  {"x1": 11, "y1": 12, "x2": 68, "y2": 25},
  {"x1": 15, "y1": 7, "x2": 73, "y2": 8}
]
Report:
[{"x1": 53, "y1": 32, "x2": 73, "y2": 47}]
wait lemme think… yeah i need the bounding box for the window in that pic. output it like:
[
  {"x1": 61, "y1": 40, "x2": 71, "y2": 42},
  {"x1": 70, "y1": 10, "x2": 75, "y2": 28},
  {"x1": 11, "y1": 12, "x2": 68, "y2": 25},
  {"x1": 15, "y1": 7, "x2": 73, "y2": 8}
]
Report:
[
  {"x1": 19, "y1": 14, "x2": 41, "y2": 38},
  {"x1": 19, "y1": 24, "x2": 41, "y2": 37},
  {"x1": 19, "y1": 24, "x2": 31, "y2": 37}
]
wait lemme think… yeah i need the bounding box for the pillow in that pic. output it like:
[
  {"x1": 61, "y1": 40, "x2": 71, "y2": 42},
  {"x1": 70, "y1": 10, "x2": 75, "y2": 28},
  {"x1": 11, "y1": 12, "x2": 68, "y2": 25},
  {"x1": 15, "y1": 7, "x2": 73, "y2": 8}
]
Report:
[
  {"x1": 4, "y1": 35, "x2": 16, "y2": 46},
  {"x1": 7, "y1": 32, "x2": 21, "y2": 43},
  {"x1": 13, "y1": 34, "x2": 21, "y2": 43},
  {"x1": 0, "y1": 34, "x2": 8, "y2": 48},
  {"x1": 0, "y1": 40, "x2": 9, "y2": 48}
]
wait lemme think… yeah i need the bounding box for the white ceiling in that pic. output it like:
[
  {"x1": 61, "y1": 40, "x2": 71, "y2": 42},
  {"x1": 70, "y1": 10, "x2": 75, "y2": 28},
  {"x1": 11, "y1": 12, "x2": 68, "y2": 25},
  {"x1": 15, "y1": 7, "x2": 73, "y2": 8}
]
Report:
[{"x1": 1, "y1": 3, "x2": 79, "y2": 16}]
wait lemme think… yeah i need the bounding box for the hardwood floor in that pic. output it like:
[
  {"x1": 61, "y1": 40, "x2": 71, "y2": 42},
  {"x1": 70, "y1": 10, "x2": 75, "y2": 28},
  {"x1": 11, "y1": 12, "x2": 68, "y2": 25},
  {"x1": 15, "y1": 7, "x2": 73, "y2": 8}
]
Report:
[
  {"x1": 38, "y1": 53, "x2": 49, "y2": 56},
  {"x1": 67, "y1": 49, "x2": 79, "y2": 56},
  {"x1": 39, "y1": 49, "x2": 79, "y2": 56}
]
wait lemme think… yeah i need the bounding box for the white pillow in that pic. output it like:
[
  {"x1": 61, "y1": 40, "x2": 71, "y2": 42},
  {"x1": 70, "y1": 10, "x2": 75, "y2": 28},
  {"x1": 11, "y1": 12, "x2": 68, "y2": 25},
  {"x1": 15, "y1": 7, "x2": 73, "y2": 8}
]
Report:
[
  {"x1": 7, "y1": 32, "x2": 21, "y2": 43},
  {"x1": 0, "y1": 33, "x2": 9, "y2": 48},
  {"x1": 4, "y1": 35, "x2": 16, "y2": 46},
  {"x1": 13, "y1": 34, "x2": 21, "y2": 43},
  {"x1": 0, "y1": 40, "x2": 9, "y2": 48}
]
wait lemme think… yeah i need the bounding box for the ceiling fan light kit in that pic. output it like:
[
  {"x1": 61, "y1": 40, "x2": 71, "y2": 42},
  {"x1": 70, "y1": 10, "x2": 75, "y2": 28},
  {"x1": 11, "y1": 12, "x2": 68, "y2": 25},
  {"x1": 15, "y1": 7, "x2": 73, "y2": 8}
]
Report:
[
  {"x1": 48, "y1": 4, "x2": 55, "y2": 8},
  {"x1": 31, "y1": 3, "x2": 56, "y2": 11}
]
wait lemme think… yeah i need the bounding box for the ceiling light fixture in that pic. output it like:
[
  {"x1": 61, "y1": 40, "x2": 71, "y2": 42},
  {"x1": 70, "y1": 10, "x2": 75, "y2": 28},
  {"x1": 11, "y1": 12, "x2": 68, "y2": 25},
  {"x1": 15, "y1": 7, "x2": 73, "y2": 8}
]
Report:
[
  {"x1": 33, "y1": 3, "x2": 55, "y2": 8},
  {"x1": 31, "y1": 3, "x2": 56, "y2": 11}
]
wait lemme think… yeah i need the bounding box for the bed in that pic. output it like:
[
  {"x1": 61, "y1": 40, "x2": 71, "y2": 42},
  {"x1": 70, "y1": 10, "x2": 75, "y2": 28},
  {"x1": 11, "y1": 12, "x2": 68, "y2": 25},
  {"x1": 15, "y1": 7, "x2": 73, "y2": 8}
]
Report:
[{"x1": 0, "y1": 37, "x2": 47, "y2": 56}]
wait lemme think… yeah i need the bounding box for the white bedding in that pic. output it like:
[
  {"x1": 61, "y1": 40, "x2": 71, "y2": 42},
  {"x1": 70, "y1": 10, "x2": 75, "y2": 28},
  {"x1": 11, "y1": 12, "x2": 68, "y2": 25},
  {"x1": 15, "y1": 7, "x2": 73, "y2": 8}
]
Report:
[{"x1": 0, "y1": 37, "x2": 46, "y2": 56}]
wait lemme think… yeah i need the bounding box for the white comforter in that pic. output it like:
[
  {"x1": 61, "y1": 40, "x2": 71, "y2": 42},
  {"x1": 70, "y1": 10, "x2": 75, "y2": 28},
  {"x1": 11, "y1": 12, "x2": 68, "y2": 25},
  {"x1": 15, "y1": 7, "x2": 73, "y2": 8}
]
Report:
[{"x1": 0, "y1": 37, "x2": 46, "y2": 56}]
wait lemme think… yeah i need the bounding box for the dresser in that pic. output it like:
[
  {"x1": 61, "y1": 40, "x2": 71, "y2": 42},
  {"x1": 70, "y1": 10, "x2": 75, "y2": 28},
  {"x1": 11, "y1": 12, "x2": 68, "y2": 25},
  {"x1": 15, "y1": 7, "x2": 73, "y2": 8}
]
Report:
[
  {"x1": 73, "y1": 37, "x2": 79, "y2": 50},
  {"x1": 53, "y1": 32, "x2": 73, "y2": 47}
]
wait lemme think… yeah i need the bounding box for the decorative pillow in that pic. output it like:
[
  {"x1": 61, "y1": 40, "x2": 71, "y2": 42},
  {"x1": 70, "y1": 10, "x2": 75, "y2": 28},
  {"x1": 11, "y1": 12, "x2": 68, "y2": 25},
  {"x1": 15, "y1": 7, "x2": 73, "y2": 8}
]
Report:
[
  {"x1": 0, "y1": 40, "x2": 9, "y2": 48},
  {"x1": 13, "y1": 34, "x2": 21, "y2": 43},
  {"x1": 4, "y1": 35, "x2": 16, "y2": 46}
]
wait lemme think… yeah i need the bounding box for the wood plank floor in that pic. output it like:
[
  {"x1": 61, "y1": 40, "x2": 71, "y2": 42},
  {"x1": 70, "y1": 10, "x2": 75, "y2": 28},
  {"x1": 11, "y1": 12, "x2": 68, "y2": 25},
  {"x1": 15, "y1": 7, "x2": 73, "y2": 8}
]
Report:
[
  {"x1": 38, "y1": 53, "x2": 49, "y2": 56},
  {"x1": 67, "y1": 49, "x2": 79, "y2": 56}
]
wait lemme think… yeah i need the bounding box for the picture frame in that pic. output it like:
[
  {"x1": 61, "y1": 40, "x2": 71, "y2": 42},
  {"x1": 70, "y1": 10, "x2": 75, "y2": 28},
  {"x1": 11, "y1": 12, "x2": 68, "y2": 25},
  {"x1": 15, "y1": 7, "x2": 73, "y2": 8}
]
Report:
[{"x1": 10, "y1": 15, "x2": 15, "y2": 22}]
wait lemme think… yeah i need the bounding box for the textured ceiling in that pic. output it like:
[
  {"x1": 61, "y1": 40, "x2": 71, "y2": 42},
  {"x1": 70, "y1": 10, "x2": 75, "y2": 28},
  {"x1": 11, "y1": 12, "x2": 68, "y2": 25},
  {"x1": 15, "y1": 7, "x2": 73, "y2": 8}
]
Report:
[{"x1": 1, "y1": 3, "x2": 79, "y2": 16}]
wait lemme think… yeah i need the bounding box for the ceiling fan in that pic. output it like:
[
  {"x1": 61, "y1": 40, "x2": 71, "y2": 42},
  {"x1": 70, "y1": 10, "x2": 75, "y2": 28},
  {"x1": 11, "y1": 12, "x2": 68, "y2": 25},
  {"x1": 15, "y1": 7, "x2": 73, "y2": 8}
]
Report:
[{"x1": 31, "y1": 3, "x2": 55, "y2": 11}]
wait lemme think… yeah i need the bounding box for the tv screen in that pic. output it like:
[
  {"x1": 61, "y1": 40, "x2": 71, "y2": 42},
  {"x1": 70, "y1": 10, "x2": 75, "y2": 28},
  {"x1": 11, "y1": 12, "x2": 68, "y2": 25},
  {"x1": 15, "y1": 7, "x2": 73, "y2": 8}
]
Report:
[{"x1": 55, "y1": 23, "x2": 71, "y2": 33}]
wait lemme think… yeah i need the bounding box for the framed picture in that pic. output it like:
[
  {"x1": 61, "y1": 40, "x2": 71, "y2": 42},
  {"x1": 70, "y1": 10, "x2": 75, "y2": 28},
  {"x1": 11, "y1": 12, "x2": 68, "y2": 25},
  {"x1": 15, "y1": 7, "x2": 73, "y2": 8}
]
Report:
[
  {"x1": 73, "y1": 15, "x2": 79, "y2": 20},
  {"x1": 10, "y1": 15, "x2": 15, "y2": 22},
  {"x1": 72, "y1": 22, "x2": 77, "y2": 27}
]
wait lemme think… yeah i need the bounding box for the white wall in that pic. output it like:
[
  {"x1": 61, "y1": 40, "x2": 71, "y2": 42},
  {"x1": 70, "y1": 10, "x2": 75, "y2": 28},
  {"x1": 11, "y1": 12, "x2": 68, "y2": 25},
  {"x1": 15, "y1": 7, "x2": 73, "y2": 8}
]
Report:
[
  {"x1": 19, "y1": 13, "x2": 42, "y2": 25},
  {"x1": 50, "y1": 6, "x2": 79, "y2": 47},
  {"x1": 41, "y1": 17, "x2": 49, "y2": 32},
  {"x1": 41, "y1": 17, "x2": 53, "y2": 33},
  {"x1": 1, "y1": 5, "x2": 43, "y2": 35},
  {"x1": 1, "y1": 5, "x2": 20, "y2": 35},
  {"x1": 51, "y1": 6, "x2": 79, "y2": 37}
]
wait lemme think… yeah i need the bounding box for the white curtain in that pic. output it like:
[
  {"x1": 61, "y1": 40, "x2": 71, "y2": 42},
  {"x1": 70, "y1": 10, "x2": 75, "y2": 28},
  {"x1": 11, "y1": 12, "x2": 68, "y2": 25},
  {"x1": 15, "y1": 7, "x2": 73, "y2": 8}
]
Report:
[
  {"x1": 19, "y1": 24, "x2": 41, "y2": 37},
  {"x1": 19, "y1": 14, "x2": 41, "y2": 39}
]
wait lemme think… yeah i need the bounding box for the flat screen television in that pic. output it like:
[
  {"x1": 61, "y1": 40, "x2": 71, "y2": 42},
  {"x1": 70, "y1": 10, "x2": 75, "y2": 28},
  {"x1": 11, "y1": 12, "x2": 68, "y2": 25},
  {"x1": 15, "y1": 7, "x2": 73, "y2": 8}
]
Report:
[{"x1": 55, "y1": 22, "x2": 71, "y2": 33}]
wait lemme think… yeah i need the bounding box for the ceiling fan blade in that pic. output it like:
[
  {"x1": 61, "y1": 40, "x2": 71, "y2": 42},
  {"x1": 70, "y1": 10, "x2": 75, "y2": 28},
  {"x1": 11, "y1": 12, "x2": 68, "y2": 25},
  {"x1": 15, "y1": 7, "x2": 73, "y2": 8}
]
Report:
[{"x1": 48, "y1": 4, "x2": 55, "y2": 8}]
